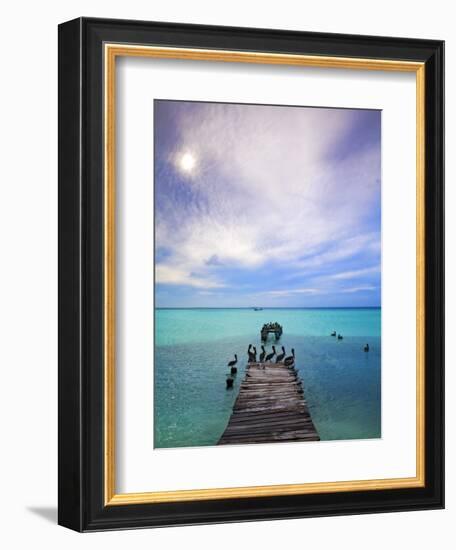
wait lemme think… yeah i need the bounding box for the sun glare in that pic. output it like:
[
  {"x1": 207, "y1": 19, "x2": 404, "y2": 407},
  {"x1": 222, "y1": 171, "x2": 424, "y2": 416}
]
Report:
[{"x1": 179, "y1": 152, "x2": 196, "y2": 173}]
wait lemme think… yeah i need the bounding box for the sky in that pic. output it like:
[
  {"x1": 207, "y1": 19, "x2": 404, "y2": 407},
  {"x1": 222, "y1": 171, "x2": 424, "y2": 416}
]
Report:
[{"x1": 154, "y1": 100, "x2": 381, "y2": 308}]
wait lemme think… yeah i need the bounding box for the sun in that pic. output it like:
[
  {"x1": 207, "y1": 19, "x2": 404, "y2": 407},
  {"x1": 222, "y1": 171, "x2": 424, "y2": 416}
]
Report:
[{"x1": 179, "y1": 152, "x2": 197, "y2": 173}]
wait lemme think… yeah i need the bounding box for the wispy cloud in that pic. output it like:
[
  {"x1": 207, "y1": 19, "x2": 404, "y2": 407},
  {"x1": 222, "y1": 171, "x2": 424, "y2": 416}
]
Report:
[
  {"x1": 341, "y1": 285, "x2": 377, "y2": 293},
  {"x1": 154, "y1": 101, "x2": 381, "y2": 307},
  {"x1": 329, "y1": 265, "x2": 381, "y2": 280},
  {"x1": 155, "y1": 264, "x2": 225, "y2": 289},
  {"x1": 258, "y1": 288, "x2": 323, "y2": 298},
  {"x1": 286, "y1": 233, "x2": 380, "y2": 275}
]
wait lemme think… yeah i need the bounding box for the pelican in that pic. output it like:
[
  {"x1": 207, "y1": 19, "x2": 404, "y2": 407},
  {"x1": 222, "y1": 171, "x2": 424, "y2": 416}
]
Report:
[
  {"x1": 364, "y1": 343, "x2": 370, "y2": 352},
  {"x1": 259, "y1": 345, "x2": 266, "y2": 362},
  {"x1": 331, "y1": 331, "x2": 336, "y2": 337},
  {"x1": 337, "y1": 334, "x2": 343, "y2": 340},
  {"x1": 276, "y1": 346, "x2": 286, "y2": 363},
  {"x1": 228, "y1": 354, "x2": 238, "y2": 367},
  {"x1": 252, "y1": 346, "x2": 257, "y2": 362},
  {"x1": 265, "y1": 346, "x2": 276, "y2": 362},
  {"x1": 247, "y1": 344, "x2": 256, "y2": 362},
  {"x1": 284, "y1": 348, "x2": 295, "y2": 367}
]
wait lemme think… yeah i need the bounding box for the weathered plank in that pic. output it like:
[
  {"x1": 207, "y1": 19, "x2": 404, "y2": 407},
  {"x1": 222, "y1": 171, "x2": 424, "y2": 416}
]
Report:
[{"x1": 218, "y1": 361, "x2": 319, "y2": 445}]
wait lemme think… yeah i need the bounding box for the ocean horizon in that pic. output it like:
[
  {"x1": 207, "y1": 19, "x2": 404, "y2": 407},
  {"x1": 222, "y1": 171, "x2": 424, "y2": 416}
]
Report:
[
  {"x1": 156, "y1": 306, "x2": 380, "y2": 309},
  {"x1": 154, "y1": 307, "x2": 381, "y2": 449}
]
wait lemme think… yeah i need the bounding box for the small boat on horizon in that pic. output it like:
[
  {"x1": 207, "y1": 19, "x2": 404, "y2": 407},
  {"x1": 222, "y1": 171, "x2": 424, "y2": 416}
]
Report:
[{"x1": 253, "y1": 307, "x2": 263, "y2": 311}]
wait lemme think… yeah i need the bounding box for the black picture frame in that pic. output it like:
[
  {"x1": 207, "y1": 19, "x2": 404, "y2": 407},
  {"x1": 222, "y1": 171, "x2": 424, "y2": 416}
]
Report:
[{"x1": 58, "y1": 17, "x2": 444, "y2": 532}]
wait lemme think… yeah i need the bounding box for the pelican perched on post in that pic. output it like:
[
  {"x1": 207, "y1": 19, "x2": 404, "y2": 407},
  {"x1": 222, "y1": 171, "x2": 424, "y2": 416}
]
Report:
[
  {"x1": 228, "y1": 354, "x2": 238, "y2": 367},
  {"x1": 228, "y1": 354, "x2": 238, "y2": 374},
  {"x1": 364, "y1": 343, "x2": 370, "y2": 352},
  {"x1": 247, "y1": 344, "x2": 256, "y2": 362}
]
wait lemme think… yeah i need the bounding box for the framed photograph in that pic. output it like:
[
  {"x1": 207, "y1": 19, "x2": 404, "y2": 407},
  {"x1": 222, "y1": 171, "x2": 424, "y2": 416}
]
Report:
[{"x1": 58, "y1": 17, "x2": 444, "y2": 531}]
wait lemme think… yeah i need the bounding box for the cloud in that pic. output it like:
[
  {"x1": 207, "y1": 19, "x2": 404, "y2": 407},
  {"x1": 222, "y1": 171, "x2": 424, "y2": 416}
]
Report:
[
  {"x1": 205, "y1": 254, "x2": 224, "y2": 266},
  {"x1": 155, "y1": 264, "x2": 224, "y2": 289},
  {"x1": 329, "y1": 265, "x2": 381, "y2": 280},
  {"x1": 258, "y1": 288, "x2": 323, "y2": 298},
  {"x1": 341, "y1": 285, "x2": 377, "y2": 293},
  {"x1": 288, "y1": 230, "x2": 379, "y2": 268},
  {"x1": 155, "y1": 101, "x2": 381, "y2": 303}
]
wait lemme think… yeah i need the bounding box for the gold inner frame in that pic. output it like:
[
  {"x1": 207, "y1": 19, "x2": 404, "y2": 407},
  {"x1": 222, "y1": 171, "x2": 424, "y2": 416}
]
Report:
[{"x1": 104, "y1": 44, "x2": 426, "y2": 506}]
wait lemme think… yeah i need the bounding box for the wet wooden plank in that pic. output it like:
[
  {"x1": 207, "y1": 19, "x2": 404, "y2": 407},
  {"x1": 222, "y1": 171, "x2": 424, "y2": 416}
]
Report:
[{"x1": 218, "y1": 361, "x2": 319, "y2": 445}]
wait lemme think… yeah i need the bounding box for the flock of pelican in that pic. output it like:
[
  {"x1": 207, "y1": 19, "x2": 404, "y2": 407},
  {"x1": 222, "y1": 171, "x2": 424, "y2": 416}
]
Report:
[
  {"x1": 225, "y1": 331, "x2": 371, "y2": 388},
  {"x1": 225, "y1": 344, "x2": 296, "y2": 389},
  {"x1": 227, "y1": 344, "x2": 296, "y2": 368}
]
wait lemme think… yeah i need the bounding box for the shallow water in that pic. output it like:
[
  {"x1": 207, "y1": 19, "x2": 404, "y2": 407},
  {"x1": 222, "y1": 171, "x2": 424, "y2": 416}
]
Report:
[{"x1": 154, "y1": 308, "x2": 381, "y2": 448}]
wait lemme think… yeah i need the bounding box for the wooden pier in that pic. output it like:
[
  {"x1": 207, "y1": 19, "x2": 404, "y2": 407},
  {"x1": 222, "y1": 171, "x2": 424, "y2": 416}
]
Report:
[{"x1": 218, "y1": 361, "x2": 319, "y2": 445}]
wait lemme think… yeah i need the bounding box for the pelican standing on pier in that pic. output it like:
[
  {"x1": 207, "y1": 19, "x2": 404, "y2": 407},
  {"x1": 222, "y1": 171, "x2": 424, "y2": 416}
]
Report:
[
  {"x1": 284, "y1": 348, "x2": 295, "y2": 367},
  {"x1": 276, "y1": 346, "x2": 286, "y2": 363},
  {"x1": 265, "y1": 346, "x2": 276, "y2": 362},
  {"x1": 259, "y1": 345, "x2": 266, "y2": 362},
  {"x1": 247, "y1": 344, "x2": 256, "y2": 362}
]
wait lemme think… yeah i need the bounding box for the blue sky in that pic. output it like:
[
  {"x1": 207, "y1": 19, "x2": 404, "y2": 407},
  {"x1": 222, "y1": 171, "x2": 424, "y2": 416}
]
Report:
[{"x1": 154, "y1": 100, "x2": 381, "y2": 308}]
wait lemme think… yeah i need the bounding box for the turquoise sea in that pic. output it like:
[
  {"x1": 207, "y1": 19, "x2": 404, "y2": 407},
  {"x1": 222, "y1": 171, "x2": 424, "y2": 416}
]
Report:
[{"x1": 154, "y1": 308, "x2": 381, "y2": 448}]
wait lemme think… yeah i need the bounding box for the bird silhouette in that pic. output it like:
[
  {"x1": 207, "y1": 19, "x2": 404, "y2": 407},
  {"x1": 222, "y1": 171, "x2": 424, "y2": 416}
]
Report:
[
  {"x1": 228, "y1": 354, "x2": 238, "y2": 367},
  {"x1": 265, "y1": 346, "x2": 276, "y2": 362},
  {"x1": 259, "y1": 345, "x2": 266, "y2": 362},
  {"x1": 276, "y1": 346, "x2": 286, "y2": 363},
  {"x1": 247, "y1": 344, "x2": 256, "y2": 362},
  {"x1": 284, "y1": 348, "x2": 295, "y2": 367}
]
